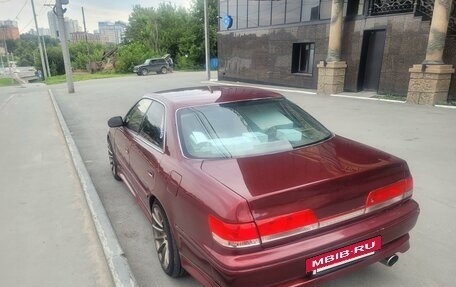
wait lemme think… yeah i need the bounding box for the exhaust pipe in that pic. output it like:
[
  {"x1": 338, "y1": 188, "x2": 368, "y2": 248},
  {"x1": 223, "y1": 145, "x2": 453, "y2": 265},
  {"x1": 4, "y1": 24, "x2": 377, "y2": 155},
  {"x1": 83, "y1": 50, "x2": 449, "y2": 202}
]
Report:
[{"x1": 380, "y1": 254, "x2": 399, "y2": 267}]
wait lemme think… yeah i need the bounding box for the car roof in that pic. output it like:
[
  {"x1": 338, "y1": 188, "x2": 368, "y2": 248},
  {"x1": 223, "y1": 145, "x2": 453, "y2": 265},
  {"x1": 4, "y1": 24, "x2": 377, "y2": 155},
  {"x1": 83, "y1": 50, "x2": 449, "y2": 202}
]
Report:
[{"x1": 142, "y1": 86, "x2": 284, "y2": 110}]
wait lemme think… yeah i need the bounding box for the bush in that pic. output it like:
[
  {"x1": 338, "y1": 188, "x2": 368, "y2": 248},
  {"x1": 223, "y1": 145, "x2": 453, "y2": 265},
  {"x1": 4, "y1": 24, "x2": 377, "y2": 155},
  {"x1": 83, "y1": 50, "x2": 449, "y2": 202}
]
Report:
[{"x1": 115, "y1": 42, "x2": 157, "y2": 73}]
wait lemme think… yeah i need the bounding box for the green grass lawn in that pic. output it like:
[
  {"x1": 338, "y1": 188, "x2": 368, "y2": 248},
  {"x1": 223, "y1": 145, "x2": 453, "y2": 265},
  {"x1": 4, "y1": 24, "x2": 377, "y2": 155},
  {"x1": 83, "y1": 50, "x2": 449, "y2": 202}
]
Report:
[
  {"x1": 44, "y1": 72, "x2": 130, "y2": 85},
  {"x1": 0, "y1": 77, "x2": 18, "y2": 87}
]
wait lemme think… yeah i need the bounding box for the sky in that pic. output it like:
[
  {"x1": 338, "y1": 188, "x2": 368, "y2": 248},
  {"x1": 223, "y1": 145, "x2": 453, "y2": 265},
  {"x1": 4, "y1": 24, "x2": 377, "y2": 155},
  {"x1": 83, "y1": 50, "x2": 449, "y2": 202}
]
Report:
[{"x1": 0, "y1": 0, "x2": 191, "y2": 34}]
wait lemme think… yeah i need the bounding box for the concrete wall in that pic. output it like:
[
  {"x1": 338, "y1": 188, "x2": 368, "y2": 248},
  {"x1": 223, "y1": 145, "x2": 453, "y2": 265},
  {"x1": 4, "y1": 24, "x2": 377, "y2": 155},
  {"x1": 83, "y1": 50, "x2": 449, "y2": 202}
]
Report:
[{"x1": 218, "y1": 22, "x2": 329, "y2": 88}]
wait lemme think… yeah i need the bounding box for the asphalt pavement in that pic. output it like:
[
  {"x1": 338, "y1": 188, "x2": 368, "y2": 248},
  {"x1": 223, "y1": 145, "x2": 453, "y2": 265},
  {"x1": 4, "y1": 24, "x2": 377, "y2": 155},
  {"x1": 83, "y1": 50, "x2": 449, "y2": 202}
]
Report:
[
  {"x1": 50, "y1": 72, "x2": 456, "y2": 287},
  {"x1": 2, "y1": 72, "x2": 455, "y2": 287},
  {"x1": 0, "y1": 83, "x2": 113, "y2": 286}
]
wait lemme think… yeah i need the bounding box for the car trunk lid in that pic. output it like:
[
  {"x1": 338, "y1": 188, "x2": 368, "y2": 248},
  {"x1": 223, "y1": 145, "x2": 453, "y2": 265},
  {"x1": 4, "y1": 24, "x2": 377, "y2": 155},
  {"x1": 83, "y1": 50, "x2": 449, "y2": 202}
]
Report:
[{"x1": 201, "y1": 136, "x2": 410, "y2": 229}]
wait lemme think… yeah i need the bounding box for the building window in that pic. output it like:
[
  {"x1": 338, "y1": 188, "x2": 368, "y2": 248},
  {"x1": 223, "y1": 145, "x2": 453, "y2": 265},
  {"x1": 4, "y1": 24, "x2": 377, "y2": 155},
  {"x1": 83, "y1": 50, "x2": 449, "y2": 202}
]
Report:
[
  {"x1": 302, "y1": 0, "x2": 320, "y2": 21},
  {"x1": 259, "y1": 1, "x2": 271, "y2": 26},
  {"x1": 219, "y1": 0, "x2": 228, "y2": 30},
  {"x1": 319, "y1": 0, "x2": 332, "y2": 20},
  {"x1": 271, "y1": 0, "x2": 286, "y2": 25},
  {"x1": 228, "y1": 0, "x2": 238, "y2": 29},
  {"x1": 286, "y1": 0, "x2": 302, "y2": 24},
  {"x1": 238, "y1": 0, "x2": 248, "y2": 29},
  {"x1": 291, "y1": 43, "x2": 315, "y2": 74}
]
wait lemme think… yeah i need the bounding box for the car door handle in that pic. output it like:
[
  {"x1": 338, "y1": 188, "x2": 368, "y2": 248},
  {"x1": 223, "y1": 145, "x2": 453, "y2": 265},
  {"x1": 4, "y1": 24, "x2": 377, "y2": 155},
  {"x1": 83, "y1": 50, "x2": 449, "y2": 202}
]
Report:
[{"x1": 147, "y1": 171, "x2": 154, "y2": 178}]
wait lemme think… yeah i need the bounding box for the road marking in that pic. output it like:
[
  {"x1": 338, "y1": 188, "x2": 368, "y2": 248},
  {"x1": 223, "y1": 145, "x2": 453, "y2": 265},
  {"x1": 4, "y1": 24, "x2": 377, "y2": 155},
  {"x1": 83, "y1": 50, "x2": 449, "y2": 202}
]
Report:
[{"x1": 0, "y1": 94, "x2": 16, "y2": 112}]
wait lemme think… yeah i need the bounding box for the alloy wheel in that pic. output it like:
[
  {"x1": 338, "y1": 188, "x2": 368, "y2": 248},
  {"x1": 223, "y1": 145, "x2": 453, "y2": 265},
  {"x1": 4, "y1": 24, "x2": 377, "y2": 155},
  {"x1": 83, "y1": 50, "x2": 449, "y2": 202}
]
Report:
[
  {"x1": 107, "y1": 140, "x2": 121, "y2": 181},
  {"x1": 152, "y1": 203, "x2": 170, "y2": 269}
]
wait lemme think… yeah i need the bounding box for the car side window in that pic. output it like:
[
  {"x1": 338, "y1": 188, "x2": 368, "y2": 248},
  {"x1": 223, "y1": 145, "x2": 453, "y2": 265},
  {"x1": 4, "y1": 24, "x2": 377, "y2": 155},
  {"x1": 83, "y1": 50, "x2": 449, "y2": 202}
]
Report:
[
  {"x1": 140, "y1": 101, "x2": 165, "y2": 149},
  {"x1": 124, "y1": 99, "x2": 152, "y2": 133}
]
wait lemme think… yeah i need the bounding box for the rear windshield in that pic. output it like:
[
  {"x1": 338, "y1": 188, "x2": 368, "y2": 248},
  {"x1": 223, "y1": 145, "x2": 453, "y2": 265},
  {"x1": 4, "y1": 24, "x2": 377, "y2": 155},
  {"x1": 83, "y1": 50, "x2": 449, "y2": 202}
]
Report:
[{"x1": 177, "y1": 98, "x2": 332, "y2": 159}]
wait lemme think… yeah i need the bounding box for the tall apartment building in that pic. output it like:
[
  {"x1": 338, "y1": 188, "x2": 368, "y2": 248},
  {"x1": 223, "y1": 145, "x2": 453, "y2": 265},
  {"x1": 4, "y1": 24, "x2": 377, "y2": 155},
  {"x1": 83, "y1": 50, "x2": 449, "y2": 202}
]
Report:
[
  {"x1": 47, "y1": 11, "x2": 80, "y2": 40},
  {"x1": 38, "y1": 27, "x2": 51, "y2": 37},
  {"x1": 70, "y1": 31, "x2": 100, "y2": 43},
  {"x1": 98, "y1": 21, "x2": 126, "y2": 44}
]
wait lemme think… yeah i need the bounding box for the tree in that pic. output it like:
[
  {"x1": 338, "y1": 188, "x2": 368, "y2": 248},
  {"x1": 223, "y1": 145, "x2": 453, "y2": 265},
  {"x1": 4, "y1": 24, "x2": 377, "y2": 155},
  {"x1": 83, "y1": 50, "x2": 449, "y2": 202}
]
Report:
[
  {"x1": 115, "y1": 41, "x2": 156, "y2": 73},
  {"x1": 118, "y1": 0, "x2": 218, "y2": 71},
  {"x1": 4, "y1": 34, "x2": 61, "y2": 70},
  {"x1": 46, "y1": 46, "x2": 64, "y2": 75},
  {"x1": 69, "y1": 41, "x2": 107, "y2": 70}
]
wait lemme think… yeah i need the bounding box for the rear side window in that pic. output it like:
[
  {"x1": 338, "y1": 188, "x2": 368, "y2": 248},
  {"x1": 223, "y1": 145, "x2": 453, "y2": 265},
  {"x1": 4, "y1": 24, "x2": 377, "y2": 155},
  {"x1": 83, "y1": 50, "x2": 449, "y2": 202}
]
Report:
[
  {"x1": 124, "y1": 99, "x2": 152, "y2": 132},
  {"x1": 140, "y1": 101, "x2": 165, "y2": 149}
]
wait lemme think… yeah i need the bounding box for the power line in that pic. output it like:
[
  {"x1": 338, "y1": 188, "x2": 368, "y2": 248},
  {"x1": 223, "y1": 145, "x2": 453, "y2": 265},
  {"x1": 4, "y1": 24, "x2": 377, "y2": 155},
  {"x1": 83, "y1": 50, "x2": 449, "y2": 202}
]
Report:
[
  {"x1": 14, "y1": 0, "x2": 29, "y2": 21},
  {"x1": 19, "y1": 0, "x2": 51, "y2": 33}
]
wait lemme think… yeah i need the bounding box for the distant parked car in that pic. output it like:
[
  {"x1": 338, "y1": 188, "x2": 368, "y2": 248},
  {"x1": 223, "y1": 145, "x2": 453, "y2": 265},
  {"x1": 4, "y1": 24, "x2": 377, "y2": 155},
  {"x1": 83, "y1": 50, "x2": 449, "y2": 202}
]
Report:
[
  {"x1": 107, "y1": 86, "x2": 420, "y2": 287},
  {"x1": 133, "y1": 54, "x2": 172, "y2": 76}
]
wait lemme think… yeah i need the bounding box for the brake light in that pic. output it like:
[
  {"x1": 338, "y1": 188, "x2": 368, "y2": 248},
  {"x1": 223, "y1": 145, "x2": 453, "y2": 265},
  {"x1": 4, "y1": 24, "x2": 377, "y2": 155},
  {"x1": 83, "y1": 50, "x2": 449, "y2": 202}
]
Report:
[
  {"x1": 257, "y1": 209, "x2": 318, "y2": 243},
  {"x1": 209, "y1": 209, "x2": 319, "y2": 248},
  {"x1": 208, "y1": 215, "x2": 260, "y2": 248},
  {"x1": 365, "y1": 176, "x2": 413, "y2": 213}
]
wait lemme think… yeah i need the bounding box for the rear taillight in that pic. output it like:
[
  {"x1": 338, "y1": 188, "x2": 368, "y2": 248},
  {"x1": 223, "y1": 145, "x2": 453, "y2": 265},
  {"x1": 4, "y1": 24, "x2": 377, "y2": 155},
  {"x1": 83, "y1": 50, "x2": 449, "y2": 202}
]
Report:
[
  {"x1": 208, "y1": 215, "x2": 260, "y2": 248},
  {"x1": 209, "y1": 177, "x2": 413, "y2": 248},
  {"x1": 365, "y1": 176, "x2": 413, "y2": 213},
  {"x1": 257, "y1": 209, "x2": 318, "y2": 243},
  {"x1": 209, "y1": 209, "x2": 318, "y2": 248}
]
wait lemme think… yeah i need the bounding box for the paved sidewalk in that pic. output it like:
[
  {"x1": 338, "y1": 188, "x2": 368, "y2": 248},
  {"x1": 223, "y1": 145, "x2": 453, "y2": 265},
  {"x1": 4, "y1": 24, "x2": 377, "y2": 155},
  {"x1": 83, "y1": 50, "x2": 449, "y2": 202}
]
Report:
[{"x1": 0, "y1": 84, "x2": 113, "y2": 286}]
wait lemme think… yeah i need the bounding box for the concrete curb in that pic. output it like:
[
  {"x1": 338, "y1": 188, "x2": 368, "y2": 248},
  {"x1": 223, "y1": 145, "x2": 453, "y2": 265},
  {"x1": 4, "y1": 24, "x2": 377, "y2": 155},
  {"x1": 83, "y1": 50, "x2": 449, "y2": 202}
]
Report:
[{"x1": 48, "y1": 89, "x2": 138, "y2": 287}]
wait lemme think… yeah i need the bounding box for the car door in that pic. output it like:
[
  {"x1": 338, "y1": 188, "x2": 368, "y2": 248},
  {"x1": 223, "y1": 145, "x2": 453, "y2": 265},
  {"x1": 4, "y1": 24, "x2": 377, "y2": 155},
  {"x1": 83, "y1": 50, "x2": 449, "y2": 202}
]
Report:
[
  {"x1": 128, "y1": 100, "x2": 165, "y2": 215},
  {"x1": 116, "y1": 98, "x2": 152, "y2": 187},
  {"x1": 149, "y1": 60, "x2": 158, "y2": 72}
]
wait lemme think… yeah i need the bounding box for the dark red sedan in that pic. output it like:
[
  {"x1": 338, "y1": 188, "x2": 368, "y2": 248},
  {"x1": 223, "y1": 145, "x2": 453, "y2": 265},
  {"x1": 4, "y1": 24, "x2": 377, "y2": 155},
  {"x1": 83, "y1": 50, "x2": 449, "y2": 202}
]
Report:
[{"x1": 107, "y1": 86, "x2": 419, "y2": 287}]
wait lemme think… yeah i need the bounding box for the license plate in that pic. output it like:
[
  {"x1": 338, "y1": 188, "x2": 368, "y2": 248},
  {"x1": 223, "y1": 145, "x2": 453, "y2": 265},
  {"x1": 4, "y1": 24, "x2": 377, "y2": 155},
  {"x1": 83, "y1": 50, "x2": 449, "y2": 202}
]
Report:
[{"x1": 305, "y1": 236, "x2": 382, "y2": 274}]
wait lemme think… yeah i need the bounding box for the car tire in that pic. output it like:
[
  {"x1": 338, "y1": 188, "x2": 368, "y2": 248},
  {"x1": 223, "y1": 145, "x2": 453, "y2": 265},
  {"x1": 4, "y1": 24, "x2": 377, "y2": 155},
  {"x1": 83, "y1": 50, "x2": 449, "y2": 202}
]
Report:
[
  {"x1": 108, "y1": 139, "x2": 122, "y2": 181},
  {"x1": 160, "y1": 67, "x2": 168, "y2": 74},
  {"x1": 151, "y1": 201, "x2": 185, "y2": 278},
  {"x1": 141, "y1": 68, "x2": 148, "y2": 76}
]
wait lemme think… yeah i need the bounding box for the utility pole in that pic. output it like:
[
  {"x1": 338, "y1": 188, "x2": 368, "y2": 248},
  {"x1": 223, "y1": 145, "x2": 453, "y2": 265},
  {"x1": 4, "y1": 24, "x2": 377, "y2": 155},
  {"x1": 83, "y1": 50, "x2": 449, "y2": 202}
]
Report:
[
  {"x1": 31, "y1": 0, "x2": 48, "y2": 79},
  {"x1": 81, "y1": 6, "x2": 91, "y2": 72},
  {"x1": 42, "y1": 36, "x2": 51, "y2": 76},
  {"x1": 203, "y1": 0, "x2": 210, "y2": 80},
  {"x1": 2, "y1": 29, "x2": 13, "y2": 82},
  {"x1": 55, "y1": 0, "x2": 74, "y2": 93}
]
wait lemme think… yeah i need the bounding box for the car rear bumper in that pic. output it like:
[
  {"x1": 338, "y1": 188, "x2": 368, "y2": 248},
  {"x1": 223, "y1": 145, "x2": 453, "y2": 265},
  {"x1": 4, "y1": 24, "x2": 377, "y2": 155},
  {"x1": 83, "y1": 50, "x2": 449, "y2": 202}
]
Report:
[{"x1": 203, "y1": 199, "x2": 419, "y2": 287}]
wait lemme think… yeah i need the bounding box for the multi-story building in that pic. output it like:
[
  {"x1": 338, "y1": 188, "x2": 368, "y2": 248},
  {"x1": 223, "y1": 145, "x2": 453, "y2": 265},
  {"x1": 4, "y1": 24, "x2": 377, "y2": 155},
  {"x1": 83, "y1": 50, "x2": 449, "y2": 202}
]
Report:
[
  {"x1": 0, "y1": 19, "x2": 19, "y2": 40},
  {"x1": 70, "y1": 31, "x2": 101, "y2": 43},
  {"x1": 38, "y1": 27, "x2": 51, "y2": 37},
  {"x1": 47, "y1": 11, "x2": 80, "y2": 40},
  {"x1": 47, "y1": 11, "x2": 58, "y2": 38},
  {"x1": 217, "y1": 0, "x2": 456, "y2": 103},
  {"x1": 98, "y1": 21, "x2": 126, "y2": 44}
]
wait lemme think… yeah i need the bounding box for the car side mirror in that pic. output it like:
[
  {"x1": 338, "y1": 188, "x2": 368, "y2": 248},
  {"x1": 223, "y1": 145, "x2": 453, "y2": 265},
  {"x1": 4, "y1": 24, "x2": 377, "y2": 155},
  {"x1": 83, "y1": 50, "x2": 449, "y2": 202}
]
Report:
[{"x1": 108, "y1": 116, "x2": 124, "y2": 128}]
